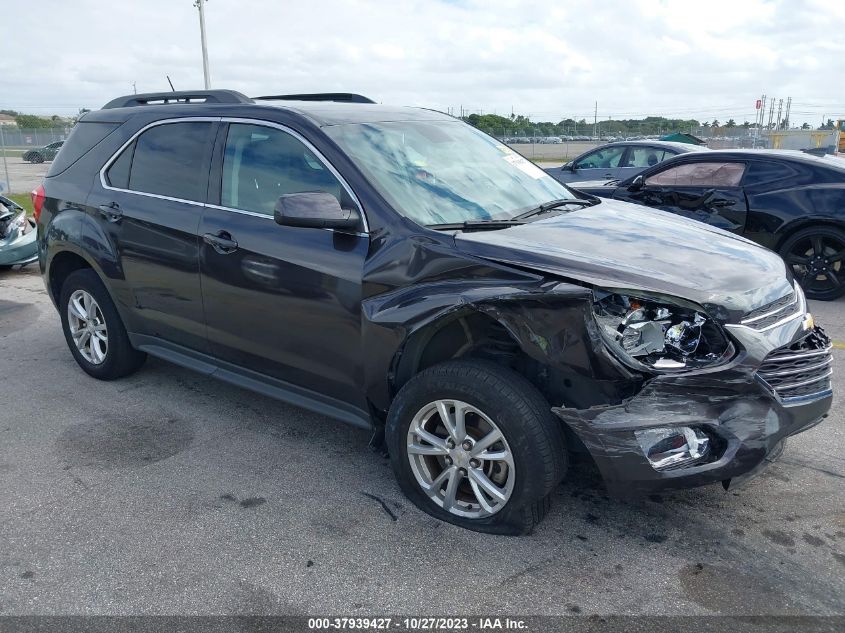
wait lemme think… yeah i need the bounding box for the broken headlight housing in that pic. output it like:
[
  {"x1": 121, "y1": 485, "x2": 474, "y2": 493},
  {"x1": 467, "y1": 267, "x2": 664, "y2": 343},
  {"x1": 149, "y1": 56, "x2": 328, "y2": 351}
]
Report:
[{"x1": 593, "y1": 290, "x2": 733, "y2": 372}]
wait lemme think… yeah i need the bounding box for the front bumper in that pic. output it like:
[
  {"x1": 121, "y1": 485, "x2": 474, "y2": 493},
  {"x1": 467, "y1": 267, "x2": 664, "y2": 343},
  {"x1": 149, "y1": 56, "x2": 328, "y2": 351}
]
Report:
[
  {"x1": 0, "y1": 220, "x2": 38, "y2": 266},
  {"x1": 554, "y1": 374, "x2": 830, "y2": 494},
  {"x1": 554, "y1": 305, "x2": 833, "y2": 494}
]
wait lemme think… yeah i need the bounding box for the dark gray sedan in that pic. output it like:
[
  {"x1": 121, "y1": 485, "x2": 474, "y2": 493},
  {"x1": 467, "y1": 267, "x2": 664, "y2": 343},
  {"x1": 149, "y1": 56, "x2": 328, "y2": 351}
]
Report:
[{"x1": 546, "y1": 140, "x2": 707, "y2": 184}]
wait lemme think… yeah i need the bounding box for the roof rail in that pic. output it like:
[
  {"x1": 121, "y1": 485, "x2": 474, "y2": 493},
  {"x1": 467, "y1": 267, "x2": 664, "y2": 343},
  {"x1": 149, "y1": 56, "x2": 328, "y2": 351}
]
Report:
[
  {"x1": 254, "y1": 93, "x2": 375, "y2": 104},
  {"x1": 102, "y1": 90, "x2": 253, "y2": 109}
]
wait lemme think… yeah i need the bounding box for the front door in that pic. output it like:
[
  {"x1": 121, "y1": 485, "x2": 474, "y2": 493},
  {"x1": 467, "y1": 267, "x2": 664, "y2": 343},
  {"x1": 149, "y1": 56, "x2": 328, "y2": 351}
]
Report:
[
  {"x1": 87, "y1": 119, "x2": 217, "y2": 351},
  {"x1": 614, "y1": 160, "x2": 749, "y2": 233},
  {"x1": 199, "y1": 121, "x2": 369, "y2": 407}
]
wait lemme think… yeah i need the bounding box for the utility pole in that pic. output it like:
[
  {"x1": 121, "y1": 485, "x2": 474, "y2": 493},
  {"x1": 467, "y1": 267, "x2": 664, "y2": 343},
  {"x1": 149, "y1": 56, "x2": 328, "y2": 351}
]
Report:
[
  {"x1": 784, "y1": 96, "x2": 791, "y2": 129},
  {"x1": 775, "y1": 98, "x2": 783, "y2": 130},
  {"x1": 0, "y1": 126, "x2": 10, "y2": 195},
  {"x1": 194, "y1": 0, "x2": 211, "y2": 89},
  {"x1": 593, "y1": 101, "x2": 598, "y2": 139},
  {"x1": 132, "y1": 81, "x2": 137, "y2": 94}
]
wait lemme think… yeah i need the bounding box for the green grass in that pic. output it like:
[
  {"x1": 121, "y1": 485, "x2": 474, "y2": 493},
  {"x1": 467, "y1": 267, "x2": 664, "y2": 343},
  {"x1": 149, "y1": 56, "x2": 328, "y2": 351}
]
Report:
[{"x1": 3, "y1": 193, "x2": 33, "y2": 215}]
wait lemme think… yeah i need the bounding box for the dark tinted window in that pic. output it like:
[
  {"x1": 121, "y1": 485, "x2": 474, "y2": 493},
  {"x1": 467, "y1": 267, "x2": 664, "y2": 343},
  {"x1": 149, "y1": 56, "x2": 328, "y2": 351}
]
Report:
[
  {"x1": 221, "y1": 123, "x2": 343, "y2": 215},
  {"x1": 47, "y1": 122, "x2": 120, "y2": 177},
  {"x1": 128, "y1": 122, "x2": 214, "y2": 201},
  {"x1": 743, "y1": 161, "x2": 795, "y2": 187},
  {"x1": 106, "y1": 140, "x2": 134, "y2": 189}
]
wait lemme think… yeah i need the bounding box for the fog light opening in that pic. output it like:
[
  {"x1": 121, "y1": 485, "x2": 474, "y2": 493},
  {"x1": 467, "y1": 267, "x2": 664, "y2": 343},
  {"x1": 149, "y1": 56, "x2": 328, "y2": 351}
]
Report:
[{"x1": 635, "y1": 426, "x2": 711, "y2": 471}]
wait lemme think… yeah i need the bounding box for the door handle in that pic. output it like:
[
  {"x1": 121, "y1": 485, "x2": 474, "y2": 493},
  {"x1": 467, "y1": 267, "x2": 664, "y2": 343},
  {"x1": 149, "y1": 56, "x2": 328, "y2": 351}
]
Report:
[
  {"x1": 709, "y1": 199, "x2": 736, "y2": 208},
  {"x1": 98, "y1": 202, "x2": 123, "y2": 223},
  {"x1": 203, "y1": 231, "x2": 239, "y2": 254}
]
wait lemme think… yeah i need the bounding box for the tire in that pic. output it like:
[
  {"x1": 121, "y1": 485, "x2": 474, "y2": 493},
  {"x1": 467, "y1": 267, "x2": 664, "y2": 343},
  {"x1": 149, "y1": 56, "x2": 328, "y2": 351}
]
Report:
[
  {"x1": 30, "y1": 153, "x2": 44, "y2": 164},
  {"x1": 59, "y1": 269, "x2": 146, "y2": 380},
  {"x1": 386, "y1": 359, "x2": 567, "y2": 535},
  {"x1": 779, "y1": 226, "x2": 845, "y2": 301}
]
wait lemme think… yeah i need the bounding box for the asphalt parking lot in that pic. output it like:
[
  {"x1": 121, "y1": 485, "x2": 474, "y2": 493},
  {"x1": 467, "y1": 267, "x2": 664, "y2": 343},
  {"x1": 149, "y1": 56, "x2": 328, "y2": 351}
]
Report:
[
  {"x1": 0, "y1": 265, "x2": 843, "y2": 617},
  {"x1": 0, "y1": 157, "x2": 49, "y2": 195}
]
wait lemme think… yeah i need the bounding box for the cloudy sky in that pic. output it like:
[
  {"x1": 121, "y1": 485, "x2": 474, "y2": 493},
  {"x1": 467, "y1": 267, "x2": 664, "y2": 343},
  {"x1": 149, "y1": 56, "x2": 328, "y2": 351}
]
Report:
[{"x1": 3, "y1": 0, "x2": 843, "y2": 125}]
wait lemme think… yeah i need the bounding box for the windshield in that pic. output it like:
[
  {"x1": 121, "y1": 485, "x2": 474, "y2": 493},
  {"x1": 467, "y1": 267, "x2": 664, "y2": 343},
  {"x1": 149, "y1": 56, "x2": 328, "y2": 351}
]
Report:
[{"x1": 323, "y1": 120, "x2": 578, "y2": 225}]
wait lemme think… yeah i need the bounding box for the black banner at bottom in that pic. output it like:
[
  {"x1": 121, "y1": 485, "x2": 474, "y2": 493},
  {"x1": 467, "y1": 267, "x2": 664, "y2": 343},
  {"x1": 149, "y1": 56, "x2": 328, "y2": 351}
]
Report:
[{"x1": 0, "y1": 616, "x2": 843, "y2": 633}]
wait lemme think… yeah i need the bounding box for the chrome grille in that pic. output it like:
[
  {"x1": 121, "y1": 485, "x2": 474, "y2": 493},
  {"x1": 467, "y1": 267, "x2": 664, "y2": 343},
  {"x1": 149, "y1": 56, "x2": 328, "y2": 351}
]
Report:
[
  {"x1": 741, "y1": 291, "x2": 801, "y2": 331},
  {"x1": 756, "y1": 328, "x2": 833, "y2": 405}
]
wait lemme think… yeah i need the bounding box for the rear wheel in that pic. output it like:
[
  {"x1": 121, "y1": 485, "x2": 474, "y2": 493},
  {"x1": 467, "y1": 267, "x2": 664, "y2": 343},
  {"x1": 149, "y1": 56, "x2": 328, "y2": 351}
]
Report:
[
  {"x1": 59, "y1": 269, "x2": 146, "y2": 380},
  {"x1": 386, "y1": 359, "x2": 567, "y2": 535},
  {"x1": 780, "y1": 226, "x2": 845, "y2": 301}
]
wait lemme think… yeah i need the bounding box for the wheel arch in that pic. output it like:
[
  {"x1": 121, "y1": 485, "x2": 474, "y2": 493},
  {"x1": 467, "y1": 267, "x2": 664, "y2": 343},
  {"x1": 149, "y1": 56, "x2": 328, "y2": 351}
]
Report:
[
  {"x1": 774, "y1": 218, "x2": 845, "y2": 253},
  {"x1": 391, "y1": 307, "x2": 525, "y2": 396}
]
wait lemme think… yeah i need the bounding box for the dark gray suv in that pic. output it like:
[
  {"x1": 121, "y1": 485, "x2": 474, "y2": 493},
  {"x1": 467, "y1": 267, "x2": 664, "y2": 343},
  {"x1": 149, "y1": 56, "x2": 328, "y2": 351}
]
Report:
[{"x1": 33, "y1": 90, "x2": 832, "y2": 535}]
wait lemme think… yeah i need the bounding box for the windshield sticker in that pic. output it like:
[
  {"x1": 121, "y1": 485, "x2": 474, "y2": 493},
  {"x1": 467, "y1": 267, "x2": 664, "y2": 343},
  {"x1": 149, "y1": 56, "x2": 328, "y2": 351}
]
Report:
[{"x1": 503, "y1": 153, "x2": 547, "y2": 179}]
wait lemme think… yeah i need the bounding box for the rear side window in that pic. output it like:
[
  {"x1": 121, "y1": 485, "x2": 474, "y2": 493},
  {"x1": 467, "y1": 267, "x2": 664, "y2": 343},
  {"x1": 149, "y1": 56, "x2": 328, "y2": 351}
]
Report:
[
  {"x1": 743, "y1": 161, "x2": 795, "y2": 187},
  {"x1": 105, "y1": 141, "x2": 134, "y2": 189},
  {"x1": 111, "y1": 121, "x2": 214, "y2": 201},
  {"x1": 646, "y1": 161, "x2": 746, "y2": 187},
  {"x1": 46, "y1": 122, "x2": 120, "y2": 177},
  {"x1": 626, "y1": 147, "x2": 670, "y2": 168}
]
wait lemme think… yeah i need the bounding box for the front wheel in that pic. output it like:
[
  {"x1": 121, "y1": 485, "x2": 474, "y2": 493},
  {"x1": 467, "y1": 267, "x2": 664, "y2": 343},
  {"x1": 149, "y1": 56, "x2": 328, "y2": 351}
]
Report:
[
  {"x1": 780, "y1": 226, "x2": 845, "y2": 301},
  {"x1": 386, "y1": 359, "x2": 567, "y2": 535},
  {"x1": 31, "y1": 153, "x2": 44, "y2": 164}
]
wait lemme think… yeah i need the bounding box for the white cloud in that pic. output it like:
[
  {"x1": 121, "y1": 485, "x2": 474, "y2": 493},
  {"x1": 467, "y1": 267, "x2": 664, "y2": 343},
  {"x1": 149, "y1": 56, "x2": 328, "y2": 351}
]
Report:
[{"x1": 1, "y1": 0, "x2": 842, "y2": 126}]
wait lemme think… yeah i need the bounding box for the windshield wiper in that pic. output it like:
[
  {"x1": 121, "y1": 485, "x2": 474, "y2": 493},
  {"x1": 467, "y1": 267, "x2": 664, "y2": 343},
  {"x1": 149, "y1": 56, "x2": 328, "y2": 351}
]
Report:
[
  {"x1": 427, "y1": 219, "x2": 527, "y2": 232},
  {"x1": 513, "y1": 198, "x2": 596, "y2": 221}
]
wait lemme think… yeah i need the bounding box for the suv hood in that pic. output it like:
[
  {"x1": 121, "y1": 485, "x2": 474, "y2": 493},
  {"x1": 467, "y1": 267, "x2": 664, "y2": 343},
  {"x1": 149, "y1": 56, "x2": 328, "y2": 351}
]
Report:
[{"x1": 455, "y1": 199, "x2": 794, "y2": 320}]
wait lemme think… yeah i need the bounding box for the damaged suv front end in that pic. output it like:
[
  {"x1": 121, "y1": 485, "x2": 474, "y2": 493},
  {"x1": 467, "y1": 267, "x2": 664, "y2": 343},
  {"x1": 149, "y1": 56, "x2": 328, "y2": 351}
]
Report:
[
  {"x1": 444, "y1": 197, "x2": 832, "y2": 496},
  {"x1": 557, "y1": 284, "x2": 831, "y2": 493}
]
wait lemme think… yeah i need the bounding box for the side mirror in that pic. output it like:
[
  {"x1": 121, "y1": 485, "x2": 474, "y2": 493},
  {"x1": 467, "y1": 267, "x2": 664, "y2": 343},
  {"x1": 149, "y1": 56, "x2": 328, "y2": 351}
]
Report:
[
  {"x1": 274, "y1": 192, "x2": 361, "y2": 231},
  {"x1": 564, "y1": 162, "x2": 576, "y2": 172},
  {"x1": 628, "y1": 175, "x2": 644, "y2": 191}
]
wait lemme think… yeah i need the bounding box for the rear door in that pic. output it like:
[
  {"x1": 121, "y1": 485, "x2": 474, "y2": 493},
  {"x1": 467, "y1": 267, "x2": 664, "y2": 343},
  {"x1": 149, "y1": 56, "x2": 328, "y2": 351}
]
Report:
[
  {"x1": 615, "y1": 160, "x2": 749, "y2": 233},
  {"x1": 198, "y1": 120, "x2": 369, "y2": 407},
  {"x1": 86, "y1": 118, "x2": 217, "y2": 351}
]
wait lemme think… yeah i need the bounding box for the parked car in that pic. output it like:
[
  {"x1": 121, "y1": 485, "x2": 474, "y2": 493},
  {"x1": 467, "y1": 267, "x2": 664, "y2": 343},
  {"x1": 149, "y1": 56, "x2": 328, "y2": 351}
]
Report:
[
  {"x1": 0, "y1": 194, "x2": 37, "y2": 269},
  {"x1": 35, "y1": 90, "x2": 831, "y2": 534},
  {"x1": 546, "y1": 140, "x2": 708, "y2": 184},
  {"x1": 572, "y1": 150, "x2": 845, "y2": 300},
  {"x1": 22, "y1": 141, "x2": 64, "y2": 164}
]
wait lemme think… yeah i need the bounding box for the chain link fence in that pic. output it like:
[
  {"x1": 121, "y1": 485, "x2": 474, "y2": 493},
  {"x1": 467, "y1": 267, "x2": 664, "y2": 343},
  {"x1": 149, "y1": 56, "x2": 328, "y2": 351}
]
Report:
[{"x1": 0, "y1": 126, "x2": 70, "y2": 150}]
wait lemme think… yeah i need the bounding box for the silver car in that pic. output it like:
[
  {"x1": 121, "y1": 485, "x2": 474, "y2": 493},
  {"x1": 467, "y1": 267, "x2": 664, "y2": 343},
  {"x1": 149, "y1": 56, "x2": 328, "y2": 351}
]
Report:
[{"x1": 546, "y1": 140, "x2": 708, "y2": 184}]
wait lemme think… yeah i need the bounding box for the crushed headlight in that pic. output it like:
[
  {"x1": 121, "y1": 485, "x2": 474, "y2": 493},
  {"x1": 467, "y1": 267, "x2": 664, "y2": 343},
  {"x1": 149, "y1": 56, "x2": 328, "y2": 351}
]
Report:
[
  {"x1": 1, "y1": 211, "x2": 28, "y2": 239},
  {"x1": 593, "y1": 290, "x2": 733, "y2": 372},
  {"x1": 635, "y1": 426, "x2": 711, "y2": 471}
]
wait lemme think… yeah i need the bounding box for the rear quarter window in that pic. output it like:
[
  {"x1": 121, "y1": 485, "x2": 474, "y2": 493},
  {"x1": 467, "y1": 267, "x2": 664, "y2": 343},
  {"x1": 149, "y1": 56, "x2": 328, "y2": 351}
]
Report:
[
  {"x1": 743, "y1": 161, "x2": 796, "y2": 187},
  {"x1": 46, "y1": 122, "x2": 121, "y2": 177}
]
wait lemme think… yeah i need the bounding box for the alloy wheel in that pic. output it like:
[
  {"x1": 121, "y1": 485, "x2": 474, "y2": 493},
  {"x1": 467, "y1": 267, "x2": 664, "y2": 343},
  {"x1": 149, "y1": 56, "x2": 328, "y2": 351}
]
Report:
[
  {"x1": 786, "y1": 234, "x2": 845, "y2": 295},
  {"x1": 406, "y1": 399, "x2": 515, "y2": 518},
  {"x1": 67, "y1": 289, "x2": 108, "y2": 365}
]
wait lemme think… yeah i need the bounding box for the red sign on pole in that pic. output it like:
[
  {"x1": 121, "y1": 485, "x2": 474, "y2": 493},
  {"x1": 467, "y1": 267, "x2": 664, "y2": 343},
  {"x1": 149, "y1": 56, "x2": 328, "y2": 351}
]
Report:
[{"x1": 756, "y1": 99, "x2": 762, "y2": 110}]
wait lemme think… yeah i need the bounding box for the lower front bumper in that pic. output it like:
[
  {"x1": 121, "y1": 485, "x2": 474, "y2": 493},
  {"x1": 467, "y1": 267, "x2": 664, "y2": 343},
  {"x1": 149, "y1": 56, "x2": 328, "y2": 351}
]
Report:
[
  {"x1": 0, "y1": 223, "x2": 38, "y2": 266},
  {"x1": 553, "y1": 378, "x2": 831, "y2": 494}
]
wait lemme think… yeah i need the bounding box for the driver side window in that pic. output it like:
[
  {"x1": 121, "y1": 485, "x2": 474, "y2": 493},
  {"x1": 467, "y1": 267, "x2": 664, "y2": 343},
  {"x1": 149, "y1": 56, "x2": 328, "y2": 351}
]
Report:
[
  {"x1": 221, "y1": 123, "x2": 344, "y2": 216},
  {"x1": 574, "y1": 146, "x2": 626, "y2": 170}
]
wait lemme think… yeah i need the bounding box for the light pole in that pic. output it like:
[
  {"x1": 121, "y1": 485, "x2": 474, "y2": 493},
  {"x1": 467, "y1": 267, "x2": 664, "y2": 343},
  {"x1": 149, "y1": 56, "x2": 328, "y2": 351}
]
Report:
[{"x1": 194, "y1": 0, "x2": 211, "y2": 89}]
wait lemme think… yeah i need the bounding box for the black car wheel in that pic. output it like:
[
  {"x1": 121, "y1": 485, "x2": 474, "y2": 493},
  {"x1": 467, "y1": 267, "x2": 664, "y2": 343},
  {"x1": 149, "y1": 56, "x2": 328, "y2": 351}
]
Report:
[
  {"x1": 780, "y1": 226, "x2": 845, "y2": 301},
  {"x1": 386, "y1": 359, "x2": 567, "y2": 535},
  {"x1": 31, "y1": 153, "x2": 44, "y2": 164},
  {"x1": 59, "y1": 269, "x2": 147, "y2": 380}
]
